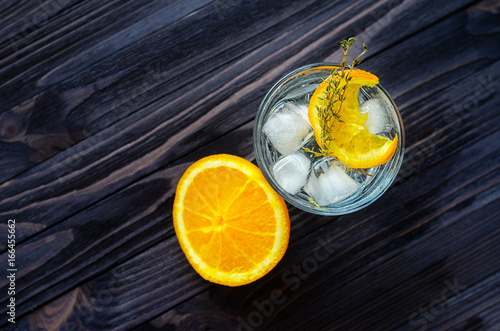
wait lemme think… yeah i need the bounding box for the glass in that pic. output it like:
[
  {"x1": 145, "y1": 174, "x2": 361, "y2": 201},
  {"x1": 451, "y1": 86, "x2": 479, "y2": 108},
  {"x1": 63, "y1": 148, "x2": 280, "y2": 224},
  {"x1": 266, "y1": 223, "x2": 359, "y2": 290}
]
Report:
[{"x1": 253, "y1": 63, "x2": 405, "y2": 215}]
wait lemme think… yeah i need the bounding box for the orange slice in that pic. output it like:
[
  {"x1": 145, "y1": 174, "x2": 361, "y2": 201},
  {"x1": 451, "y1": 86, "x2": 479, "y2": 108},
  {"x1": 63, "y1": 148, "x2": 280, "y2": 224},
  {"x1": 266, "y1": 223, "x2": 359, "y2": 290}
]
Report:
[
  {"x1": 308, "y1": 68, "x2": 398, "y2": 169},
  {"x1": 173, "y1": 154, "x2": 290, "y2": 286}
]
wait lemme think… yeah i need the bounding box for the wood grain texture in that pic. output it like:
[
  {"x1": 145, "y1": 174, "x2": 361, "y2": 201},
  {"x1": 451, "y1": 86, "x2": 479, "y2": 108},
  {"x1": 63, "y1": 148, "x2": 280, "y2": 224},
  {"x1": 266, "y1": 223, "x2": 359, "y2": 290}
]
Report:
[
  {"x1": 0, "y1": 0, "x2": 499, "y2": 329},
  {"x1": 133, "y1": 131, "x2": 500, "y2": 331},
  {"x1": 0, "y1": 0, "x2": 484, "y2": 248}
]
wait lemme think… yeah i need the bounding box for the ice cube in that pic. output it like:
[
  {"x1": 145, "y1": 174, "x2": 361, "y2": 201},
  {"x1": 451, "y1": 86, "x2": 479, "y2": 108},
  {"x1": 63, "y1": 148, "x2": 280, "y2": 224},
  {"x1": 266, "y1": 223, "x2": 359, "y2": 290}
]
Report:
[
  {"x1": 305, "y1": 158, "x2": 359, "y2": 206},
  {"x1": 263, "y1": 109, "x2": 313, "y2": 156},
  {"x1": 360, "y1": 99, "x2": 387, "y2": 134},
  {"x1": 272, "y1": 152, "x2": 311, "y2": 194},
  {"x1": 285, "y1": 102, "x2": 310, "y2": 124}
]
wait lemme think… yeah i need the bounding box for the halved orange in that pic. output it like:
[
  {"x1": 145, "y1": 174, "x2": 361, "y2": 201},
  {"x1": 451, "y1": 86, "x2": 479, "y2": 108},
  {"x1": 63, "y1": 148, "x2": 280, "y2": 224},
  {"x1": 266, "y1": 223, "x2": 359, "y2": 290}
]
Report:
[
  {"x1": 308, "y1": 68, "x2": 398, "y2": 169},
  {"x1": 173, "y1": 154, "x2": 290, "y2": 286}
]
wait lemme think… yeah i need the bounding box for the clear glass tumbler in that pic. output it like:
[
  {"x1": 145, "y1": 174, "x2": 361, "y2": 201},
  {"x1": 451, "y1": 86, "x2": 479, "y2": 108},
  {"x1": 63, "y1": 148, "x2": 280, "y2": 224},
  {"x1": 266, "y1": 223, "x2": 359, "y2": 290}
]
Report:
[{"x1": 253, "y1": 63, "x2": 405, "y2": 215}]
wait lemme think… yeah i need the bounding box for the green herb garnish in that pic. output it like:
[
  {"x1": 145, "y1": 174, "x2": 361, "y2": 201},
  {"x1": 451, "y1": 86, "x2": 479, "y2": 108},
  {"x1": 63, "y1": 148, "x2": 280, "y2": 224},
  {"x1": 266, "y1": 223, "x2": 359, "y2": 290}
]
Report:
[{"x1": 317, "y1": 37, "x2": 368, "y2": 156}]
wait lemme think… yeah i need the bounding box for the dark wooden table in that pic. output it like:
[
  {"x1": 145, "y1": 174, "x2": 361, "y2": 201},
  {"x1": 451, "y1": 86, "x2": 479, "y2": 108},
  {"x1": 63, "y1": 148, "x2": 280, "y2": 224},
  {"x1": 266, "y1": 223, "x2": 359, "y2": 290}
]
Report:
[{"x1": 1, "y1": 0, "x2": 499, "y2": 330}]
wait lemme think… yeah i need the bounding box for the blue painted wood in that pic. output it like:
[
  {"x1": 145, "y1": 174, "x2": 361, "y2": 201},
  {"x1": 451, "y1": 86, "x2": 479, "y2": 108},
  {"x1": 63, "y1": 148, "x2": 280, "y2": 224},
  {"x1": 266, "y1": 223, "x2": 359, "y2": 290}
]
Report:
[{"x1": 0, "y1": 0, "x2": 499, "y2": 329}]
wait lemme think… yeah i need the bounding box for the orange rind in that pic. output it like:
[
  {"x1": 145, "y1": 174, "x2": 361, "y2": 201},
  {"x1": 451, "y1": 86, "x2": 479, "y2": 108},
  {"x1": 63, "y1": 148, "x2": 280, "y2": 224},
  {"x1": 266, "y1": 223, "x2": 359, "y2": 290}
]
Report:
[
  {"x1": 308, "y1": 69, "x2": 397, "y2": 169},
  {"x1": 173, "y1": 154, "x2": 290, "y2": 286}
]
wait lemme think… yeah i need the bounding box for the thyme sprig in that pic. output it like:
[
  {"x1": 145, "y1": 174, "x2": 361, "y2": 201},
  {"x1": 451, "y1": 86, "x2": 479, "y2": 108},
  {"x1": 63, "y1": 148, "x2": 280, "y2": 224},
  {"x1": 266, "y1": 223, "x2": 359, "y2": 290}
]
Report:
[{"x1": 317, "y1": 37, "x2": 368, "y2": 155}]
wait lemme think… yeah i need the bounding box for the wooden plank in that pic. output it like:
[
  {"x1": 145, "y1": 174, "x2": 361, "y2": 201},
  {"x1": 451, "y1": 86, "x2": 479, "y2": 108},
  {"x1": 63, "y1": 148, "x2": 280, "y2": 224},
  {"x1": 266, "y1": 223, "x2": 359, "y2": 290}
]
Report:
[
  {"x1": 0, "y1": 0, "x2": 80, "y2": 45},
  {"x1": 4, "y1": 122, "x2": 498, "y2": 328},
  {"x1": 399, "y1": 271, "x2": 500, "y2": 330},
  {"x1": 2, "y1": 0, "x2": 122, "y2": 68},
  {"x1": 13, "y1": 129, "x2": 497, "y2": 330},
  {"x1": 0, "y1": 0, "x2": 308, "y2": 180},
  {"x1": 0, "y1": 0, "x2": 213, "y2": 182},
  {"x1": 134, "y1": 144, "x2": 500, "y2": 330},
  {"x1": 0, "y1": 0, "x2": 494, "y2": 312},
  {"x1": 0, "y1": 0, "x2": 487, "y2": 247},
  {"x1": 2, "y1": 0, "x2": 499, "y2": 328},
  {"x1": 0, "y1": 0, "x2": 210, "y2": 74},
  {"x1": 0, "y1": 0, "x2": 476, "y2": 183}
]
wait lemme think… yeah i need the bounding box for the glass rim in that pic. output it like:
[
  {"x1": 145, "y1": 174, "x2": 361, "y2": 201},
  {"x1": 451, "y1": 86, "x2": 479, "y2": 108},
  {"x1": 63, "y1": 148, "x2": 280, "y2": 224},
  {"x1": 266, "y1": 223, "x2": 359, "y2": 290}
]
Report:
[{"x1": 253, "y1": 62, "x2": 405, "y2": 216}]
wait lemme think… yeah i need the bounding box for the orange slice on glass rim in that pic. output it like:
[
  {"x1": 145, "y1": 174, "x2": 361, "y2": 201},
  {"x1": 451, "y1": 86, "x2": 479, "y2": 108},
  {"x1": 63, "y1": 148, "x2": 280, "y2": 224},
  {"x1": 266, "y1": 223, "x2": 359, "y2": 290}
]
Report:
[
  {"x1": 173, "y1": 154, "x2": 290, "y2": 286},
  {"x1": 308, "y1": 69, "x2": 398, "y2": 169}
]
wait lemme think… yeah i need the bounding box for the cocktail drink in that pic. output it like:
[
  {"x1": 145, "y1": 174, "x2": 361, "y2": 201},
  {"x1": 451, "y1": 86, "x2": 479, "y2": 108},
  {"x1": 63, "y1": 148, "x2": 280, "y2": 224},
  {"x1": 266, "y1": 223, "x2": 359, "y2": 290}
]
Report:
[{"x1": 254, "y1": 63, "x2": 405, "y2": 215}]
